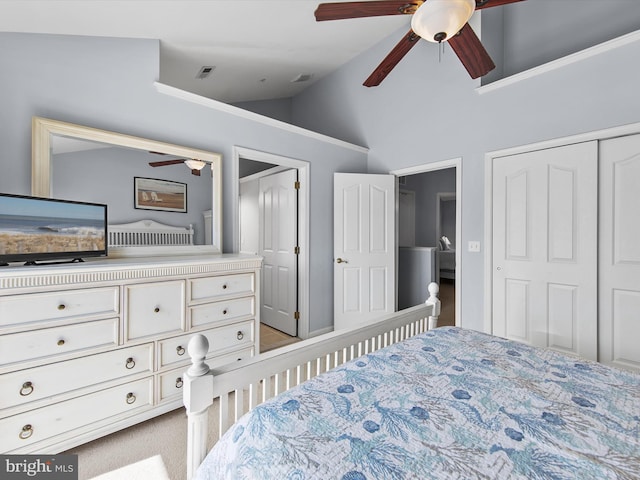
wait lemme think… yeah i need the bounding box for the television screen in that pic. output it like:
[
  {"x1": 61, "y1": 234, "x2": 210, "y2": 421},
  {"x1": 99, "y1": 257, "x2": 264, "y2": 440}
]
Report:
[{"x1": 0, "y1": 193, "x2": 107, "y2": 265}]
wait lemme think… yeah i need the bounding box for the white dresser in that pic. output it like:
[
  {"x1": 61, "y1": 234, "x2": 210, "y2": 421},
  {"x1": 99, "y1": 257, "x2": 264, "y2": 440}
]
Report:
[{"x1": 0, "y1": 254, "x2": 261, "y2": 454}]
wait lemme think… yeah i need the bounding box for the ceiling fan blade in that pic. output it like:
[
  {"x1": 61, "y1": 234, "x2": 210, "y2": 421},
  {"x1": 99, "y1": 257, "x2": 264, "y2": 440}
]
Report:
[
  {"x1": 364, "y1": 30, "x2": 421, "y2": 87},
  {"x1": 448, "y1": 23, "x2": 495, "y2": 79},
  {"x1": 315, "y1": 1, "x2": 422, "y2": 21},
  {"x1": 475, "y1": 0, "x2": 525, "y2": 10},
  {"x1": 148, "y1": 159, "x2": 185, "y2": 167}
]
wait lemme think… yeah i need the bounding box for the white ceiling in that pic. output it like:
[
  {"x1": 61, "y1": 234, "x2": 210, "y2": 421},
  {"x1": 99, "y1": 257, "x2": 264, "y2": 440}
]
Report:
[{"x1": 0, "y1": 0, "x2": 412, "y2": 103}]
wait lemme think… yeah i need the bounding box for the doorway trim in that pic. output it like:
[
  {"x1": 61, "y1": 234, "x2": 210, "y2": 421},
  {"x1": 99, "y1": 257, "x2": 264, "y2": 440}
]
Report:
[
  {"x1": 391, "y1": 157, "x2": 462, "y2": 327},
  {"x1": 231, "y1": 146, "x2": 311, "y2": 340}
]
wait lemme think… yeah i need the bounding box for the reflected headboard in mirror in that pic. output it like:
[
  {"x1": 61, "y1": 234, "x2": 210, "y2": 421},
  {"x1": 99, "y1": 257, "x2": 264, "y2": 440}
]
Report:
[{"x1": 32, "y1": 117, "x2": 222, "y2": 257}]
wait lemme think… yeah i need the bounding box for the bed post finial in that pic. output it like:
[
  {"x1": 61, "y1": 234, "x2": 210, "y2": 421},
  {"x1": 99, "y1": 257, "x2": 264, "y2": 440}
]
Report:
[
  {"x1": 187, "y1": 334, "x2": 210, "y2": 377},
  {"x1": 426, "y1": 282, "x2": 441, "y2": 330}
]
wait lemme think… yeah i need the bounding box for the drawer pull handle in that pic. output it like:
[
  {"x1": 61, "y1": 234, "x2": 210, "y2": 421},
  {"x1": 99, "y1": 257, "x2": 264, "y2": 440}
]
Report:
[
  {"x1": 154, "y1": 307, "x2": 160, "y2": 313},
  {"x1": 20, "y1": 382, "x2": 34, "y2": 396},
  {"x1": 176, "y1": 345, "x2": 186, "y2": 356},
  {"x1": 57, "y1": 339, "x2": 65, "y2": 346},
  {"x1": 126, "y1": 392, "x2": 136, "y2": 404},
  {"x1": 125, "y1": 357, "x2": 136, "y2": 369},
  {"x1": 222, "y1": 284, "x2": 228, "y2": 290},
  {"x1": 236, "y1": 331, "x2": 244, "y2": 341},
  {"x1": 19, "y1": 424, "x2": 33, "y2": 440},
  {"x1": 223, "y1": 309, "x2": 228, "y2": 315},
  {"x1": 57, "y1": 304, "x2": 66, "y2": 311},
  {"x1": 175, "y1": 377, "x2": 183, "y2": 389}
]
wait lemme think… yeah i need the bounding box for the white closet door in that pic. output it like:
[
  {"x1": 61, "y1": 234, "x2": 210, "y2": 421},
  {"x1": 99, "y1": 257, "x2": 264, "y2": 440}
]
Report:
[
  {"x1": 599, "y1": 134, "x2": 640, "y2": 372},
  {"x1": 492, "y1": 142, "x2": 598, "y2": 359}
]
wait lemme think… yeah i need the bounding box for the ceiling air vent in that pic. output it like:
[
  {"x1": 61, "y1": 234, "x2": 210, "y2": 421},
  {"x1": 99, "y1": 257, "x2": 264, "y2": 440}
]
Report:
[
  {"x1": 196, "y1": 66, "x2": 215, "y2": 79},
  {"x1": 291, "y1": 73, "x2": 314, "y2": 83}
]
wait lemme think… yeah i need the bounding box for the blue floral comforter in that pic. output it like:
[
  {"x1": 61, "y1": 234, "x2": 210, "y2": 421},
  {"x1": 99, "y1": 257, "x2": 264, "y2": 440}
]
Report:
[{"x1": 194, "y1": 327, "x2": 640, "y2": 480}]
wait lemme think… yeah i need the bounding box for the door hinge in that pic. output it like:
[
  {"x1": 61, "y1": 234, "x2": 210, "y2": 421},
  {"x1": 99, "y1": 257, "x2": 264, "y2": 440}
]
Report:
[
  {"x1": 294, "y1": 311, "x2": 300, "y2": 320},
  {"x1": 294, "y1": 246, "x2": 300, "y2": 255},
  {"x1": 294, "y1": 181, "x2": 301, "y2": 190}
]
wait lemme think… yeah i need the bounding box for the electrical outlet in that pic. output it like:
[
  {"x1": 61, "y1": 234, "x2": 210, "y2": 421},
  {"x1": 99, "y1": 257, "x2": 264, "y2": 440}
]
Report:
[{"x1": 468, "y1": 241, "x2": 481, "y2": 253}]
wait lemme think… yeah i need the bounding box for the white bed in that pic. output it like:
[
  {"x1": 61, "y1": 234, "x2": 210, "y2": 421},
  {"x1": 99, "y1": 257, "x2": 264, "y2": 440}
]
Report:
[
  {"x1": 108, "y1": 219, "x2": 194, "y2": 247},
  {"x1": 183, "y1": 283, "x2": 442, "y2": 480},
  {"x1": 182, "y1": 284, "x2": 640, "y2": 479}
]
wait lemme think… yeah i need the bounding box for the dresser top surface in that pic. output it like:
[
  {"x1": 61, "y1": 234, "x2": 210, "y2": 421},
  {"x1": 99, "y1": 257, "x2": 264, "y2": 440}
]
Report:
[{"x1": 0, "y1": 254, "x2": 262, "y2": 290}]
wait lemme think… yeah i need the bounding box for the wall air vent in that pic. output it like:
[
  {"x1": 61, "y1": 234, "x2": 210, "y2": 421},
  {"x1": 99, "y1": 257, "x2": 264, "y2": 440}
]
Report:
[
  {"x1": 291, "y1": 73, "x2": 314, "y2": 83},
  {"x1": 196, "y1": 66, "x2": 216, "y2": 79}
]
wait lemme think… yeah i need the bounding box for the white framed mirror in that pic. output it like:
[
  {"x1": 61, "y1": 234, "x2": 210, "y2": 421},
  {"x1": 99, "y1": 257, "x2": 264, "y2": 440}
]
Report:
[{"x1": 32, "y1": 116, "x2": 223, "y2": 257}]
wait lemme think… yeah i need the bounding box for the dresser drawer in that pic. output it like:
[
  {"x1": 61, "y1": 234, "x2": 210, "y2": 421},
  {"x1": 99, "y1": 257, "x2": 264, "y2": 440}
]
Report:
[
  {"x1": 1, "y1": 377, "x2": 153, "y2": 453},
  {"x1": 198, "y1": 320, "x2": 254, "y2": 357},
  {"x1": 158, "y1": 325, "x2": 254, "y2": 369},
  {"x1": 0, "y1": 287, "x2": 119, "y2": 330},
  {"x1": 189, "y1": 273, "x2": 255, "y2": 303},
  {"x1": 190, "y1": 296, "x2": 255, "y2": 329},
  {"x1": 158, "y1": 347, "x2": 254, "y2": 402},
  {"x1": 125, "y1": 280, "x2": 185, "y2": 341},
  {"x1": 0, "y1": 343, "x2": 153, "y2": 412},
  {"x1": 0, "y1": 318, "x2": 118, "y2": 367}
]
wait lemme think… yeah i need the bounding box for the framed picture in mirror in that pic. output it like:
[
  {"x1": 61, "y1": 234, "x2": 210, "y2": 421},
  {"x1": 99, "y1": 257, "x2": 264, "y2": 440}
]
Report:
[{"x1": 134, "y1": 177, "x2": 187, "y2": 212}]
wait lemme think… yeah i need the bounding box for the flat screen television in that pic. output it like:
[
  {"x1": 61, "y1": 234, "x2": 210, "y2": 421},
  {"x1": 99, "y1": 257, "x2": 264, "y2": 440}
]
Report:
[{"x1": 0, "y1": 193, "x2": 107, "y2": 265}]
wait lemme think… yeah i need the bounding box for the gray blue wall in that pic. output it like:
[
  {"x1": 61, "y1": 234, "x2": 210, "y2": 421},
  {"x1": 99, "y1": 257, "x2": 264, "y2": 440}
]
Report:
[
  {"x1": 0, "y1": 32, "x2": 367, "y2": 335},
  {"x1": 291, "y1": 2, "x2": 640, "y2": 331}
]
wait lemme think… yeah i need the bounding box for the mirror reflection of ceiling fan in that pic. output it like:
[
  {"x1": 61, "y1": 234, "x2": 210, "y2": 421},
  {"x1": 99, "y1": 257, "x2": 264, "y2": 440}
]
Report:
[
  {"x1": 148, "y1": 154, "x2": 208, "y2": 176},
  {"x1": 314, "y1": 0, "x2": 526, "y2": 86}
]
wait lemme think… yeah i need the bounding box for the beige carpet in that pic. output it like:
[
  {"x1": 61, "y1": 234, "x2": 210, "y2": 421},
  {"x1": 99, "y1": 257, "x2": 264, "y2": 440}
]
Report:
[{"x1": 65, "y1": 407, "x2": 191, "y2": 480}]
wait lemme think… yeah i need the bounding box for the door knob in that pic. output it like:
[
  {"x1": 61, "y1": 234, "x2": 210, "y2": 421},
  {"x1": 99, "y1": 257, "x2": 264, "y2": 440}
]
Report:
[{"x1": 336, "y1": 258, "x2": 348, "y2": 264}]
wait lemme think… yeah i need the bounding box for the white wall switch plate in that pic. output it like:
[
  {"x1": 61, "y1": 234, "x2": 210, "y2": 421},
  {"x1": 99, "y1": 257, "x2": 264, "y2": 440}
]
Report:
[{"x1": 468, "y1": 241, "x2": 481, "y2": 252}]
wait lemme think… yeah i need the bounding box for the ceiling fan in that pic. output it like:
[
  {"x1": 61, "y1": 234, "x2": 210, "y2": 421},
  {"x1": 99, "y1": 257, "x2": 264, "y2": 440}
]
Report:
[
  {"x1": 314, "y1": 0, "x2": 525, "y2": 86},
  {"x1": 148, "y1": 156, "x2": 207, "y2": 176}
]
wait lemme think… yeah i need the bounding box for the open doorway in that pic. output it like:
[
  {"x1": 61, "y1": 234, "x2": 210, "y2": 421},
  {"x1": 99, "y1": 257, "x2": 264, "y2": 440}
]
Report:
[
  {"x1": 393, "y1": 160, "x2": 460, "y2": 327},
  {"x1": 232, "y1": 147, "x2": 310, "y2": 350}
]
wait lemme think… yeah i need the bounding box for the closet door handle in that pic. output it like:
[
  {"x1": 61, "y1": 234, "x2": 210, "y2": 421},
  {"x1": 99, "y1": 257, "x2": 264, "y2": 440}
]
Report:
[{"x1": 336, "y1": 258, "x2": 348, "y2": 264}]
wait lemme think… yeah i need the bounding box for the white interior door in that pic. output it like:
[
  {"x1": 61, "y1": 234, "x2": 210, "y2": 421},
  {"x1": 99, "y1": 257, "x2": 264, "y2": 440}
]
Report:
[
  {"x1": 492, "y1": 141, "x2": 598, "y2": 359},
  {"x1": 259, "y1": 169, "x2": 298, "y2": 336},
  {"x1": 334, "y1": 173, "x2": 395, "y2": 330},
  {"x1": 599, "y1": 134, "x2": 640, "y2": 371}
]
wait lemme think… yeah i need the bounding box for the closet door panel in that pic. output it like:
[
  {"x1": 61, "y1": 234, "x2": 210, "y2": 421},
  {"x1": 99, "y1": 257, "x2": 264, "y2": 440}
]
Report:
[
  {"x1": 493, "y1": 142, "x2": 597, "y2": 359},
  {"x1": 599, "y1": 135, "x2": 640, "y2": 372}
]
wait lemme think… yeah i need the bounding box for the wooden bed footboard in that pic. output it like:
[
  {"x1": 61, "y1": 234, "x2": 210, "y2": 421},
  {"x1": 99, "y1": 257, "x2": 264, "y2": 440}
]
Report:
[{"x1": 183, "y1": 283, "x2": 441, "y2": 479}]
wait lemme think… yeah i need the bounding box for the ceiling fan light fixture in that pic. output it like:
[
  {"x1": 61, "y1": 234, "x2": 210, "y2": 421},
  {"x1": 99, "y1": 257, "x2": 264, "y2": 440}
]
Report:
[
  {"x1": 184, "y1": 159, "x2": 206, "y2": 171},
  {"x1": 411, "y1": 0, "x2": 476, "y2": 43}
]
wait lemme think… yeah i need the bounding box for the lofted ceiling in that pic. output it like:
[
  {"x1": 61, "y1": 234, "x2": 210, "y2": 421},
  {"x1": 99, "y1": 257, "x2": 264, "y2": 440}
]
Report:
[
  {"x1": 0, "y1": 0, "x2": 411, "y2": 104},
  {"x1": 2, "y1": 1, "x2": 638, "y2": 105}
]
